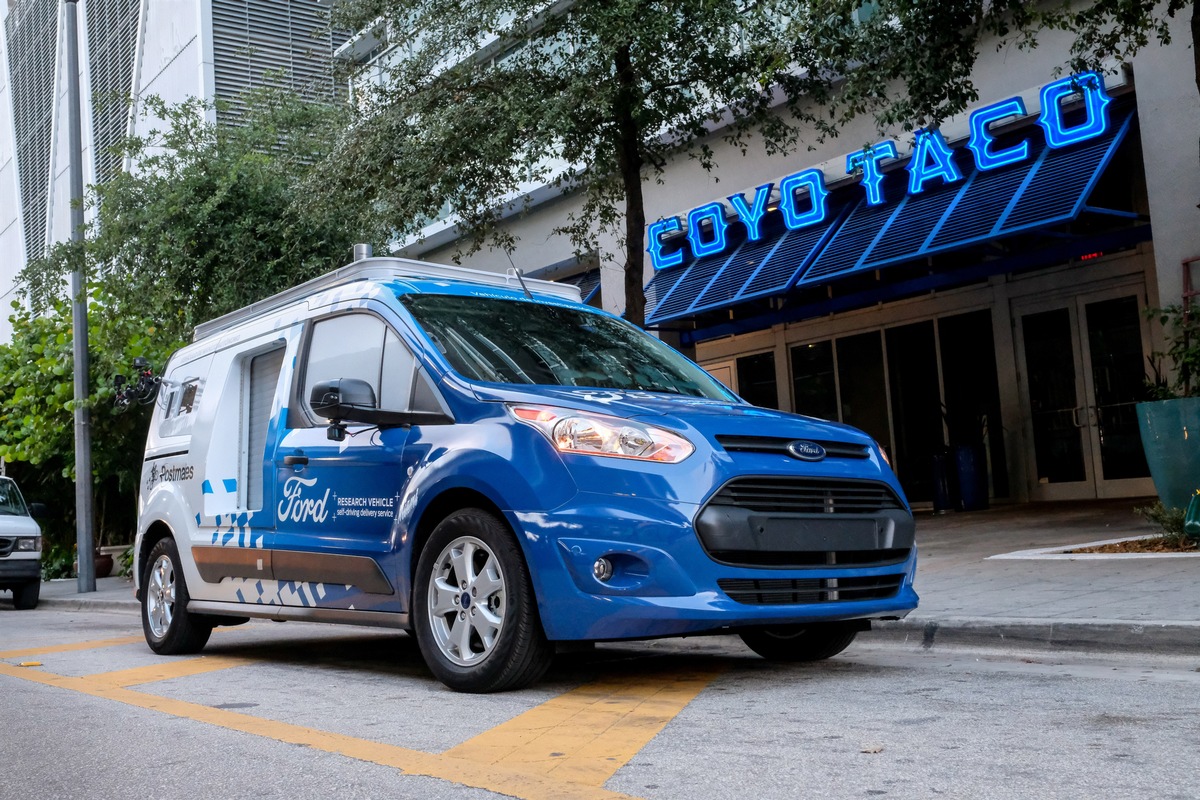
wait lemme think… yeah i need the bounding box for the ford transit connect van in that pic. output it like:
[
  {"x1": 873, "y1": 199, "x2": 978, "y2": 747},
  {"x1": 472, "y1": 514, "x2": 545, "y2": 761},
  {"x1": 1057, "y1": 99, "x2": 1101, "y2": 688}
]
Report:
[{"x1": 135, "y1": 255, "x2": 917, "y2": 691}]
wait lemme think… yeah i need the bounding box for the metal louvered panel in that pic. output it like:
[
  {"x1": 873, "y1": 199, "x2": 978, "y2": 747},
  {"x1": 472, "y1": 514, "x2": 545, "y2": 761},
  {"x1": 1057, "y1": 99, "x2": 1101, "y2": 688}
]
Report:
[
  {"x1": 246, "y1": 346, "x2": 285, "y2": 510},
  {"x1": 5, "y1": 0, "x2": 57, "y2": 259},
  {"x1": 862, "y1": 179, "x2": 960, "y2": 267},
  {"x1": 739, "y1": 206, "x2": 846, "y2": 299},
  {"x1": 708, "y1": 477, "x2": 904, "y2": 514},
  {"x1": 999, "y1": 120, "x2": 1127, "y2": 232},
  {"x1": 644, "y1": 264, "x2": 687, "y2": 323},
  {"x1": 926, "y1": 152, "x2": 1034, "y2": 249},
  {"x1": 692, "y1": 234, "x2": 780, "y2": 310},
  {"x1": 211, "y1": 0, "x2": 344, "y2": 124},
  {"x1": 646, "y1": 249, "x2": 728, "y2": 321},
  {"x1": 85, "y1": 0, "x2": 140, "y2": 185},
  {"x1": 800, "y1": 185, "x2": 901, "y2": 283}
]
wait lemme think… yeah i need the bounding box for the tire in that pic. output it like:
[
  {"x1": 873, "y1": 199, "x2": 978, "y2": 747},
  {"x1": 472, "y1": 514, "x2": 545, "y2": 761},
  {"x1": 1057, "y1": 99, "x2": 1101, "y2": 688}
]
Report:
[
  {"x1": 141, "y1": 537, "x2": 212, "y2": 655},
  {"x1": 12, "y1": 579, "x2": 39, "y2": 610},
  {"x1": 739, "y1": 623, "x2": 859, "y2": 662},
  {"x1": 413, "y1": 509, "x2": 552, "y2": 692}
]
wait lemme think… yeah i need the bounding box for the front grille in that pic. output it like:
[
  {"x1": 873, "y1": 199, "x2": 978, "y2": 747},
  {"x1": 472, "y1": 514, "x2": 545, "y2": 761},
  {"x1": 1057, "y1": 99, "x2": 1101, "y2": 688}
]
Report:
[
  {"x1": 708, "y1": 548, "x2": 912, "y2": 568},
  {"x1": 0, "y1": 537, "x2": 13, "y2": 557},
  {"x1": 718, "y1": 575, "x2": 903, "y2": 605},
  {"x1": 716, "y1": 435, "x2": 869, "y2": 459},
  {"x1": 707, "y1": 477, "x2": 904, "y2": 514}
]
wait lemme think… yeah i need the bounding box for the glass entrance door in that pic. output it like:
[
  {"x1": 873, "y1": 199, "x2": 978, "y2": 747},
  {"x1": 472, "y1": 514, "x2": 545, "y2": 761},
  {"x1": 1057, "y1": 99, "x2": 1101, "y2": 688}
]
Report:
[{"x1": 1016, "y1": 288, "x2": 1153, "y2": 500}]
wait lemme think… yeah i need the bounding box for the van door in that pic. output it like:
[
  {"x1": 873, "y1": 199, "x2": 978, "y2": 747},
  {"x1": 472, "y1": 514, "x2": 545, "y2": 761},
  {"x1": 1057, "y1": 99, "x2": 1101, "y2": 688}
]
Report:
[{"x1": 272, "y1": 310, "x2": 418, "y2": 611}]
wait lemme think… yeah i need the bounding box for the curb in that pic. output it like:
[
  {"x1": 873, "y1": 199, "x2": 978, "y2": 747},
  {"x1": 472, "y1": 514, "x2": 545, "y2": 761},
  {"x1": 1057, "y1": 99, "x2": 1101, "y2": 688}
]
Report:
[
  {"x1": 35, "y1": 595, "x2": 138, "y2": 614},
  {"x1": 868, "y1": 615, "x2": 1200, "y2": 656}
]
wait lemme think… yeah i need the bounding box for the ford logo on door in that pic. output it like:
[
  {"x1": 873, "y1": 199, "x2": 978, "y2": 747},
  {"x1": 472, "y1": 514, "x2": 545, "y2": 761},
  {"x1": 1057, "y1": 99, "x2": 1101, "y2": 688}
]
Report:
[{"x1": 786, "y1": 440, "x2": 827, "y2": 461}]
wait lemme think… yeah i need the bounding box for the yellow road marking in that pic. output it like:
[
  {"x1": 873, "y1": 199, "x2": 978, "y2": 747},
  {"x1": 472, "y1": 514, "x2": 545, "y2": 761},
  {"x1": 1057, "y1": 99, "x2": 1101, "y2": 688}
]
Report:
[
  {"x1": 87, "y1": 655, "x2": 257, "y2": 687},
  {"x1": 0, "y1": 661, "x2": 639, "y2": 800},
  {"x1": 0, "y1": 635, "x2": 144, "y2": 660},
  {"x1": 446, "y1": 667, "x2": 722, "y2": 786}
]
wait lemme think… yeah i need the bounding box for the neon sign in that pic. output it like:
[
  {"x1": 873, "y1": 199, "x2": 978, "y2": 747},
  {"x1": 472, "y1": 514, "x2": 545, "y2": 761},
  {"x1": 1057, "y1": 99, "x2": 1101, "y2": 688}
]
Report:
[{"x1": 648, "y1": 72, "x2": 1114, "y2": 270}]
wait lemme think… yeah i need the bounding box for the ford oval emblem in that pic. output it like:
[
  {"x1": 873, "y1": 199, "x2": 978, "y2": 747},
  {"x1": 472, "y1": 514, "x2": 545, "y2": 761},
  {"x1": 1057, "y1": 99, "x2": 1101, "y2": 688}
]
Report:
[{"x1": 786, "y1": 440, "x2": 826, "y2": 461}]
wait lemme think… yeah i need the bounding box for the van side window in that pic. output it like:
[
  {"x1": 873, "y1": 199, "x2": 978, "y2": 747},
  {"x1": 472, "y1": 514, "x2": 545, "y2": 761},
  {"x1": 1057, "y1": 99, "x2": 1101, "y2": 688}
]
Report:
[
  {"x1": 245, "y1": 347, "x2": 286, "y2": 510},
  {"x1": 304, "y1": 314, "x2": 415, "y2": 413}
]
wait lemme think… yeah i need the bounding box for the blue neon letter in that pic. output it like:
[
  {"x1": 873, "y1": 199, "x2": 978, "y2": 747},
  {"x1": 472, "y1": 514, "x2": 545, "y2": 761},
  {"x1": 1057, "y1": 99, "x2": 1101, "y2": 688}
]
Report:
[
  {"x1": 847, "y1": 141, "x2": 898, "y2": 205},
  {"x1": 728, "y1": 183, "x2": 773, "y2": 242},
  {"x1": 647, "y1": 217, "x2": 683, "y2": 270},
  {"x1": 1038, "y1": 71, "x2": 1112, "y2": 149},
  {"x1": 779, "y1": 169, "x2": 828, "y2": 229},
  {"x1": 687, "y1": 203, "x2": 728, "y2": 259},
  {"x1": 967, "y1": 97, "x2": 1029, "y2": 171},
  {"x1": 906, "y1": 129, "x2": 963, "y2": 194}
]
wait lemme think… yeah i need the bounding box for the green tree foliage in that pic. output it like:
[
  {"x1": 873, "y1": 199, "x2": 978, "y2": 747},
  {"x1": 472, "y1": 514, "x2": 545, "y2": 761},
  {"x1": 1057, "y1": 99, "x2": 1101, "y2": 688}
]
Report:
[
  {"x1": 0, "y1": 294, "x2": 179, "y2": 549},
  {"x1": 8, "y1": 89, "x2": 371, "y2": 549},
  {"x1": 22, "y1": 90, "x2": 378, "y2": 338},
  {"x1": 314, "y1": 0, "x2": 1194, "y2": 327}
]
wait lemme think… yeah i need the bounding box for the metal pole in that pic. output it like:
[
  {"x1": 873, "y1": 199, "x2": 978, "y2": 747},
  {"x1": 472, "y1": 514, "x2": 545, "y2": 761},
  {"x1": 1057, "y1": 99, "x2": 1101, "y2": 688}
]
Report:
[{"x1": 65, "y1": 0, "x2": 95, "y2": 592}]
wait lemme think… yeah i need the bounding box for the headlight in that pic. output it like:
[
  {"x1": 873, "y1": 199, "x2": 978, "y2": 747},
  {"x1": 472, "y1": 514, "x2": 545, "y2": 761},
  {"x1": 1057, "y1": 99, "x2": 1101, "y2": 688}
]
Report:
[
  {"x1": 15, "y1": 536, "x2": 41, "y2": 552},
  {"x1": 509, "y1": 404, "x2": 694, "y2": 463},
  {"x1": 876, "y1": 441, "x2": 891, "y2": 468}
]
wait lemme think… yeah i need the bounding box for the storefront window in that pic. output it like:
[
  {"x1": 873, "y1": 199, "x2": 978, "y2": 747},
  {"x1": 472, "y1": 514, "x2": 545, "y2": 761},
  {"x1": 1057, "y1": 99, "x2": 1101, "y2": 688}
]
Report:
[
  {"x1": 836, "y1": 332, "x2": 891, "y2": 453},
  {"x1": 736, "y1": 352, "x2": 778, "y2": 409},
  {"x1": 886, "y1": 321, "x2": 943, "y2": 502},
  {"x1": 790, "y1": 341, "x2": 838, "y2": 420}
]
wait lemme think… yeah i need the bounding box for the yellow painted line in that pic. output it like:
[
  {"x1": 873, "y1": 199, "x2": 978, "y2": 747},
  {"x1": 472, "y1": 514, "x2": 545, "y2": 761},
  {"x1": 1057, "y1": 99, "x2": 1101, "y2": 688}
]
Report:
[
  {"x1": 0, "y1": 661, "x2": 638, "y2": 800},
  {"x1": 87, "y1": 655, "x2": 257, "y2": 687},
  {"x1": 446, "y1": 667, "x2": 722, "y2": 786},
  {"x1": 0, "y1": 635, "x2": 144, "y2": 660}
]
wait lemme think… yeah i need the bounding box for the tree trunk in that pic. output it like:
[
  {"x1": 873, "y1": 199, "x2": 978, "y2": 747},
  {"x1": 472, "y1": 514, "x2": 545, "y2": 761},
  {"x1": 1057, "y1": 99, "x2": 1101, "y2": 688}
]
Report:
[{"x1": 614, "y1": 43, "x2": 647, "y2": 328}]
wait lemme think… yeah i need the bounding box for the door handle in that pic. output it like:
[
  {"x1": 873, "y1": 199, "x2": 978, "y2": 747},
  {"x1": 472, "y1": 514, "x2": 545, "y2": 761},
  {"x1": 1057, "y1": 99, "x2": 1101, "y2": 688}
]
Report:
[
  {"x1": 1071, "y1": 407, "x2": 1086, "y2": 428},
  {"x1": 283, "y1": 454, "x2": 309, "y2": 466}
]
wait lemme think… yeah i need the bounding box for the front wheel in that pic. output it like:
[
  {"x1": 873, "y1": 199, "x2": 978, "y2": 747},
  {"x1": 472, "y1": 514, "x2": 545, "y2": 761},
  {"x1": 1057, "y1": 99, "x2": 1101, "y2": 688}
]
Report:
[
  {"x1": 12, "y1": 580, "x2": 39, "y2": 610},
  {"x1": 739, "y1": 623, "x2": 859, "y2": 662},
  {"x1": 141, "y1": 537, "x2": 212, "y2": 654},
  {"x1": 413, "y1": 509, "x2": 552, "y2": 692}
]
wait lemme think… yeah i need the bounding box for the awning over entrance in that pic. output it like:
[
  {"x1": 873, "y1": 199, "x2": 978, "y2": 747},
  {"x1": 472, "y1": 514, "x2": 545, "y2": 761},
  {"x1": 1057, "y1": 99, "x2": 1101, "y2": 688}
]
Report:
[
  {"x1": 645, "y1": 106, "x2": 1139, "y2": 328},
  {"x1": 799, "y1": 108, "x2": 1135, "y2": 285},
  {"x1": 644, "y1": 201, "x2": 852, "y2": 324}
]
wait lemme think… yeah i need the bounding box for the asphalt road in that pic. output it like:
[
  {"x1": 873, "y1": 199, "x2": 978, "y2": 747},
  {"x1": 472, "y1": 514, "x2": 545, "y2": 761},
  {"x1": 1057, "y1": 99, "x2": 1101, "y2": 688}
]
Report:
[{"x1": 2, "y1": 604, "x2": 1197, "y2": 800}]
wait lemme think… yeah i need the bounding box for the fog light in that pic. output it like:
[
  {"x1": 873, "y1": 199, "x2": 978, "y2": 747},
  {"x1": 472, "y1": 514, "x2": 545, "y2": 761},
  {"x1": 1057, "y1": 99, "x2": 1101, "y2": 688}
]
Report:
[{"x1": 592, "y1": 557, "x2": 613, "y2": 582}]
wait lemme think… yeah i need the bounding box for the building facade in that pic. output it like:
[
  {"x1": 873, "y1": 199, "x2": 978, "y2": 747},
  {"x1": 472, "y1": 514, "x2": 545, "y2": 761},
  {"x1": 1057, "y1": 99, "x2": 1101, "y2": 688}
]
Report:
[
  {"x1": 0, "y1": 0, "x2": 341, "y2": 340},
  {"x1": 398, "y1": 17, "x2": 1200, "y2": 507}
]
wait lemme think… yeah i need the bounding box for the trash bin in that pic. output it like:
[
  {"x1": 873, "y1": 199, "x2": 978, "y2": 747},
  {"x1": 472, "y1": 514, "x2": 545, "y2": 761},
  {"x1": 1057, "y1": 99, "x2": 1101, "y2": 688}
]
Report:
[
  {"x1": 931, "y1": 449, "x2": 957, "y2": 513},
  {"x1": 954, "y1": 443, "x2": 989, "y2": 512}
]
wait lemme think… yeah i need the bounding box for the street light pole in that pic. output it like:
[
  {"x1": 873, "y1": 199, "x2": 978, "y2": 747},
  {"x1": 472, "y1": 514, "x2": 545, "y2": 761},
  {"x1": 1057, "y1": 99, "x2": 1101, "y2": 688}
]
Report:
[{"x1": 64, "y1": 0, "x2": 95, "y2": 592}]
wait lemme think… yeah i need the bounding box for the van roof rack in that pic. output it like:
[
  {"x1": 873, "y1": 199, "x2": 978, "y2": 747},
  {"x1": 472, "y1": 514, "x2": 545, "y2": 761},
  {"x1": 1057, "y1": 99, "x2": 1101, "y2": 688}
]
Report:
[{"x1": 193, "y1": 256, "x2": 584, "y2": 341}]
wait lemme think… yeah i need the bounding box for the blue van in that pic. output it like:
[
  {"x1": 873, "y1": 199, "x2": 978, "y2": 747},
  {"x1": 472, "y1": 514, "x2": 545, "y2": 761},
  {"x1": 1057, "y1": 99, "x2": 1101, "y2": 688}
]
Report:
[{"x1": 135, "y1": 255, "x2": 917, "y2": 692}]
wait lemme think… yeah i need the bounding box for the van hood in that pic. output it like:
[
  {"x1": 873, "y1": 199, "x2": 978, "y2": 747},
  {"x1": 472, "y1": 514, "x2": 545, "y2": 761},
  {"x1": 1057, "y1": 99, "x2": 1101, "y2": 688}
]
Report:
[
  {"x1": 471, "y1": 385, "x2": 873, "y2": 446},
  {"x1": 0, "y1": 515, "x2": 40, "y2": 536}
]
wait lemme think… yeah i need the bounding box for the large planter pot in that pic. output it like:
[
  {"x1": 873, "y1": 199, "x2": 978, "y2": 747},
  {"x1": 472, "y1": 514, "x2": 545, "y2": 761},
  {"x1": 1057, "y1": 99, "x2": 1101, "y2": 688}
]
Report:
[{"x1": 1137, "y1": 397, "x2": 1200, "y2": 509}]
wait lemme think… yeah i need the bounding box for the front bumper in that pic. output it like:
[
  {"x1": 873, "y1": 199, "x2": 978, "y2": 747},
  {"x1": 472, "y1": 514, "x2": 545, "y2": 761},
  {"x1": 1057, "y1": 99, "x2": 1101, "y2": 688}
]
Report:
[
  {"x1": 0, "y1": 557, "x2": 41, "y2": 584},
  {"x1": 514, "y1": 491, "x2": 918, "y2": 641}
]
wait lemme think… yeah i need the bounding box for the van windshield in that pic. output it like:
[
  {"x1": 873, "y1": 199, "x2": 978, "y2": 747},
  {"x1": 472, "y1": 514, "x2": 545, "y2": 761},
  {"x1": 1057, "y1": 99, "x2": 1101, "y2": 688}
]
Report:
[
  {"x1": 0, "y1": 480, "x2": 29, "y2": 517},
  {"x1": 401, "y1": 294, "x2": 736, "y2": 400}
]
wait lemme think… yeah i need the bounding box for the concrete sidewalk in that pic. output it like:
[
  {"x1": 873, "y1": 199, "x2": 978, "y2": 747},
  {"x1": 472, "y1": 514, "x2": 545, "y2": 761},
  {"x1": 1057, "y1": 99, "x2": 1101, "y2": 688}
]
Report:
[{"x1": 28, "y1": 498, "x2": 1200, "y2": 655}]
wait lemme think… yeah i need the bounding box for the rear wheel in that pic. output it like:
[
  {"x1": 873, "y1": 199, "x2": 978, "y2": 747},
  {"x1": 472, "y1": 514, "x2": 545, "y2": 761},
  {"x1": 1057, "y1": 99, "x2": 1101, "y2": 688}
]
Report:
[
  {"x1": 12, "y1": 580, "x2": 39, "y2": 610},
  {"x1": 739, "y1": 624, "x2": 859, "y2": 662},
  {"x1": 413, "y1": 509, "x2": 552, "y2": 692},
  {"x1": 142, "y1": 537, "x2": 212, "y2": 654}
]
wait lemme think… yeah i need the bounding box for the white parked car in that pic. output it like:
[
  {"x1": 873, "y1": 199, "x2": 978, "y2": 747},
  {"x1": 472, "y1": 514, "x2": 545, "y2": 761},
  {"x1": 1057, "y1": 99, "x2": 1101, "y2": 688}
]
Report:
[{"x1": 0, "y1": 477, "x2": 42, "y2": 610}]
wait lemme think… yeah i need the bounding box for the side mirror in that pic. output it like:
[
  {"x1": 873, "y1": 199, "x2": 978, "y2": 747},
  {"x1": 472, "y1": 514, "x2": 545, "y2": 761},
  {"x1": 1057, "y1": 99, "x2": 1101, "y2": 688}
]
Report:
[
  {"x1": 310, "y1": 378, "x2": 378, "y2": 420},
  {"x1": 309, "y1": 377, "x2": 454, "y2": 440},
  {"x1": 28, "y1": 502, "x2": 48, "y2": 519}
]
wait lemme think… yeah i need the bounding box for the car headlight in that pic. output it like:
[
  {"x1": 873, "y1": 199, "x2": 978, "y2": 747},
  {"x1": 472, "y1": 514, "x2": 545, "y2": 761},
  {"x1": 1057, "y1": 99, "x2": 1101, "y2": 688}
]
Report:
[
  {"x1": 875, "y1": 441, "x2": 891, "y2": 468},
  {"x1": 509, "y1": 404, "x2": 694, "y2": 463},
  {"x1": 15, "y1": 536, "x2": 40, "y2": 552}
]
